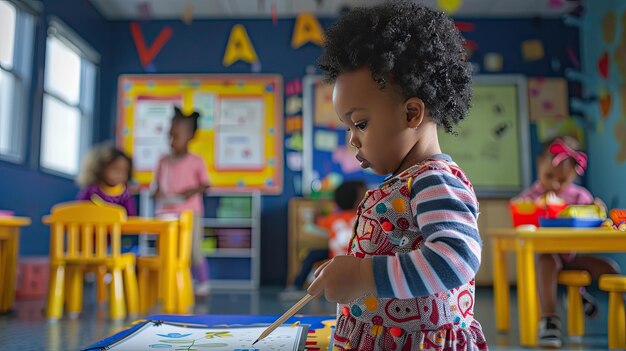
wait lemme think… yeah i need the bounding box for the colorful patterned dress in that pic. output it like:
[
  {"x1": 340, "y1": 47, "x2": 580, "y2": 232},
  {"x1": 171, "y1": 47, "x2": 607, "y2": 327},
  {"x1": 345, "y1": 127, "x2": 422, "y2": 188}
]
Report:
[{"x1": 333, "y1": 155, "x2": 488, "y2": 351}]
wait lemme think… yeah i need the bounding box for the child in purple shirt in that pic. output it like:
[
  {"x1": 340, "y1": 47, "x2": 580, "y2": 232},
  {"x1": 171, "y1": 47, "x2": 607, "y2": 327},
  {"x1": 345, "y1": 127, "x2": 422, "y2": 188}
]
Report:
[
  {"x1": 76, "y1": 143, "x2": 136, "y2": 216},
  {"x1": 516, "y1": 137, "x2": 620, "y2": 348}
]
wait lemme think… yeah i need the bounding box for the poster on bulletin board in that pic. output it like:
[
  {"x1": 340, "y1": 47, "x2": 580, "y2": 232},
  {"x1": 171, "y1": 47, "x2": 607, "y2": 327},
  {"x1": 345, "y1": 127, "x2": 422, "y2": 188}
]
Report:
[
  {"x1": 302, "y1": 75, "x2": 384, "y2": 194},
  {"x1": 438, "y1": 75, "x2": 531, "y2": 196},
  {"x1": 117, "y1": 74, "x2": 283, "y2": 194},
  {"x1": 303, "y1": 75, "x2": 530, "y2": 197}
]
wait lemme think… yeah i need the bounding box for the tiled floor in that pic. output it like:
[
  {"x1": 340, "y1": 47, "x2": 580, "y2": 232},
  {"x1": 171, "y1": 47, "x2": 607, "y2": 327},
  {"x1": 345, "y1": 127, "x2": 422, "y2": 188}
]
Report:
[{"x1": 0, "y1": 285, "x2": 613, "y2": 350}]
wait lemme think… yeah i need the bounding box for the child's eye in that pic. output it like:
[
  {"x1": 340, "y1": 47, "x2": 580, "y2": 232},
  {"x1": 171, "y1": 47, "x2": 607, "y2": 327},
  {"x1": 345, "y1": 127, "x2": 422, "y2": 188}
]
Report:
[{"x1": 355, "y1": 121, "x2": 368, "y2": 130}]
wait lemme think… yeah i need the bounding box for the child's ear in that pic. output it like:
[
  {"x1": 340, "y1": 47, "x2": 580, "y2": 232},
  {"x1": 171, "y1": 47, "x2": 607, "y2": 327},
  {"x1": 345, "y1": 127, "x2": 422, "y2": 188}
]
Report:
[{"x1": 405, "y1": 97, "x2": 425, "y2": 129}]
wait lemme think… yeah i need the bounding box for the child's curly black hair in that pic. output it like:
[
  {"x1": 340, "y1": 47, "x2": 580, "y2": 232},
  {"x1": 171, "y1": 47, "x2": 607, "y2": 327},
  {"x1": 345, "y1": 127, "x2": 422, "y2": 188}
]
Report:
[
  {"x1": 318, "y1": 0, "x2": 472, "y2": 133},
  {"x1": 172, "y1": 106, "x2": 200, "y2": 134}
]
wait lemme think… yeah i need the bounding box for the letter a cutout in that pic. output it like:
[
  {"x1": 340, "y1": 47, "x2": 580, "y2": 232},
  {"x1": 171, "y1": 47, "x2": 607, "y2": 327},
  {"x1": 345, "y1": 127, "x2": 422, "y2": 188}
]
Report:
[
  {"x1": 292, "y1": 13, "x2": 324, "y2": 49},
  {"x1": 223, "y1": 24, "x2": 259, "y2": 67}
]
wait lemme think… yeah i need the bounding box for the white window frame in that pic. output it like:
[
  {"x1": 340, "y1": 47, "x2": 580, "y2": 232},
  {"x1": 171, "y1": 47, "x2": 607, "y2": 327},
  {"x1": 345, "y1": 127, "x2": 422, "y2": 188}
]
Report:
[
  {"x1": 40, "y1": 16, "x2": 99, "y2": 178},
  {"x1": 0, "y1": 0, "x2": 35, "y2": 163}
]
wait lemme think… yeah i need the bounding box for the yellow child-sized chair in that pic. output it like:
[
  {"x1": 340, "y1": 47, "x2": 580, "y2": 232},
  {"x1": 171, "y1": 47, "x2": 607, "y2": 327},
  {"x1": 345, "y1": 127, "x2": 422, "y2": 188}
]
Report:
[
  {"x1": 557, "y1": 270, "x2": 591, "y2": 340},
  {"x1": 599, "y1": 274, "x2": 626, "y2": 349},
  {"x1": 45, "y1": 201, "x2": 139, "y2": 320},
  {"x1": 137, "y1": 210, "x2": 194, "y2": 314}
]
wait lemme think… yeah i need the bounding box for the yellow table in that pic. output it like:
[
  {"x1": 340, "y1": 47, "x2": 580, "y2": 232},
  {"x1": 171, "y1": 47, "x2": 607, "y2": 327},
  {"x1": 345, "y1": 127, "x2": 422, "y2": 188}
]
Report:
[
  {"x1": 122, "y1": 217, "x2": 179, "y2": 313},
  {"x1": 43, "y1": 216, "x2": 180, "y2": 313},
  {"x1": 0, "y1": 216, "x2": 31, "y2": 313},
  {"x1": 489, "y1": 227, "x2": 625, "y2": 346}
]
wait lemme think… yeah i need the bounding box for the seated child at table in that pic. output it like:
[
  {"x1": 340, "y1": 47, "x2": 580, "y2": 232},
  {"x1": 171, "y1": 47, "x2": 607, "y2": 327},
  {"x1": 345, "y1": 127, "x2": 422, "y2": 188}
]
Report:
[
  {"x1": 76, "y1": 143, "x2": 137, "y2": 252},
  {"x1": 281, "y1": 180, "x2": 367, "y2": 300},
  {"x1": 76, "y1": 142, "x2": 136, "y2": 216},
  {"x1": 516, "y1": 136, "x2": 620, "y2": 348}
]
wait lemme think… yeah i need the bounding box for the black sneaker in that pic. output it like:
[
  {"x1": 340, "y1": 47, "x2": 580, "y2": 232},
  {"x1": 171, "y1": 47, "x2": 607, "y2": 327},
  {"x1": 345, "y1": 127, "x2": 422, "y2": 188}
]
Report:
[
  {"x1": 581, "y1": 290, "x2": 599, "y2": 319},
  {"x1": 538, "y1": 316, "x2": 562, "y2": 349}
]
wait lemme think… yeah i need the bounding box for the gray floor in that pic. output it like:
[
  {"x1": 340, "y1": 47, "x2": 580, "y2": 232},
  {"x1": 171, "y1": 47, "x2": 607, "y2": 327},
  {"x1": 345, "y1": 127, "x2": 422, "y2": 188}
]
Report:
[{"x1": 0, "y1": 285, "x2": 613, "y2": 350}]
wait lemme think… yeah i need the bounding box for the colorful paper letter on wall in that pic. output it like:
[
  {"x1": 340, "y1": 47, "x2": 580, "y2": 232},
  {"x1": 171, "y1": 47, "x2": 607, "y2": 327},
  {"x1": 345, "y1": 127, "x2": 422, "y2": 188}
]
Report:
[
  {"x1": 292, "y1": 13, "x2": 324, "y2": 49},
  {"x1": 223, "y1": 24, "x2": 259, "y2": 67}
]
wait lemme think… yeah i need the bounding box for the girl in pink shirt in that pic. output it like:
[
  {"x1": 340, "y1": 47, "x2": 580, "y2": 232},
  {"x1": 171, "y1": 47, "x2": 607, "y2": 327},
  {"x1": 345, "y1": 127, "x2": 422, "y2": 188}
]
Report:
[
  {"x1": 154, "y1": 107, "x2": 211, "y2": 297},
  {"x1": 516, "y1": 137, "x2": 620, "y2": 348}
]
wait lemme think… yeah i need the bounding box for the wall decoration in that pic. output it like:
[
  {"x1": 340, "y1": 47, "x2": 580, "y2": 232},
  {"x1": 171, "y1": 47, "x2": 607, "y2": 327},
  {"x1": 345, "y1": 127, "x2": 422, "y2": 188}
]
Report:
[
  {"x1": 528, "y1": 77, "x2": 569, "y2": 121},
  {"x1": 223, "y1": 25, "x2": 259, "y2": 67},
  {"x1": 130, "y1": 22, "x2": 173, "y2": 69},
  {"x1": 291, "y1": 13, "x2": 324, "y2": 49},
  {"x1": 521, "y1": 39, "x2": 544, "y2": 61},
  {"x1": 118, "y1": 74, "x2": 283, "y2": 194}
]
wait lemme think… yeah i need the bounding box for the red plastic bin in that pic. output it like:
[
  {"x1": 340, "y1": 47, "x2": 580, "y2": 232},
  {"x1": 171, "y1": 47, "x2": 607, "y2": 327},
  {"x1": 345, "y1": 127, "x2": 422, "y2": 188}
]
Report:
[{"x1": 509, "y1": 201, "x2": 567, "y2": 227}]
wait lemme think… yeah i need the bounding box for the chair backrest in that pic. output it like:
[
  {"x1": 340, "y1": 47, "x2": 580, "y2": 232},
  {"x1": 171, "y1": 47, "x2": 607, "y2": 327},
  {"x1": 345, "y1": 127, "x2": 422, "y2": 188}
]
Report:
[
  {"x1": 48, "y1": 201, "x2": 127, "y2": 262},
  {"x1": 177, "y1": 210, "x2": 194, "y2": 266}
]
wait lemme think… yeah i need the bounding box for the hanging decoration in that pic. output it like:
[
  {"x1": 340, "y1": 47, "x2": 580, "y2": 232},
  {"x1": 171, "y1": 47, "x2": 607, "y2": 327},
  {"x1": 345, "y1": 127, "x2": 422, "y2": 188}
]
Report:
[
  {"x1": 437, "y1": 0, "x2": 462, "y2": 14},
  {"x1": 182, "y1": 1, "x2": 194, "y2": 25}
]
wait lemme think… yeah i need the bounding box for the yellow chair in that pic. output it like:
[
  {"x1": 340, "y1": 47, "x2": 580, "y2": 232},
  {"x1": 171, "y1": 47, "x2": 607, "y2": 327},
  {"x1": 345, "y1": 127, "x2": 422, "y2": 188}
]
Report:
[
  {"x1": 599, "y1": 274, "x2": 626, "y2": 349},
  {"x1": 557, "y1": 270, "x2": 591, "y2": 339},
  {"x1": 45, "y1": 201, "x2": 139, "y2": 320},
  {"x1": 138, "y1": 210, "x2": 194, "y2": 314}
]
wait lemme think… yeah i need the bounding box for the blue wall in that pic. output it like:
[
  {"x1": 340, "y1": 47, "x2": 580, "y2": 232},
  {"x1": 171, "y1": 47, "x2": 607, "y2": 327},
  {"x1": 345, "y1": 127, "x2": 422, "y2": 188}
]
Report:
[
  {"x1": 0, "y1": 0, "x2": 113, "y2": 255},
  {"x1": 581, "y1": 1, "x2": 626, "y2": 209},
  {"x1": 579, "y1": 1, "x2": 626, "y2": 270},
  {"x1": 107, "y1": 17, "x2": 579, "y2": 285},
  {"x1": 0, "y1": 7, "x2": 582, "y2": 285}
]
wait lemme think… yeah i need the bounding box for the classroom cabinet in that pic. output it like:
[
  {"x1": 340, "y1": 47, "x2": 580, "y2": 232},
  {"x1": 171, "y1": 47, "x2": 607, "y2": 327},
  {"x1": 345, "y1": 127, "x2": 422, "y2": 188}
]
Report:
[{"x1": 202, "y1": 193, "x2": 261, "y2": 290}]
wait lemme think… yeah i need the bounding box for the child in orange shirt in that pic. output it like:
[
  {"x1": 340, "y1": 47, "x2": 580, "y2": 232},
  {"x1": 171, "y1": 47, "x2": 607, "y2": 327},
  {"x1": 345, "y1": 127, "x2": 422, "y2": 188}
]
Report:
[{"x1": 281, "y1": 180, "x2": 366, "y2": 300}]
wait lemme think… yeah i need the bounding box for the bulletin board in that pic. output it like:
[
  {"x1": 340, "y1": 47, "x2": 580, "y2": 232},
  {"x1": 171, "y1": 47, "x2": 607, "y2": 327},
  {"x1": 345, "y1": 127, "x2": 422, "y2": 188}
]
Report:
[
  {"x1": 302, "y1": 75, "x2": 384, "y2": 195},
  {"x1": 303, "y1": 75, "x2": 530, "y2": 197},
  {"x1": 117, "y1": 74, "x2": 283, "y2": 194}
]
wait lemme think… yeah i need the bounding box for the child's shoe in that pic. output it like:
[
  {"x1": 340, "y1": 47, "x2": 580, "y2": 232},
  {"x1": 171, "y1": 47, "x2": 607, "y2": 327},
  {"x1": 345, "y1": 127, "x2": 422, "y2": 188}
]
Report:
[
  {"x1": 581, "y1": 290, "x2": 599, "y2": 319},
  {"x1": 538, "y1": 316, "x2": 562, "y2": 348}
]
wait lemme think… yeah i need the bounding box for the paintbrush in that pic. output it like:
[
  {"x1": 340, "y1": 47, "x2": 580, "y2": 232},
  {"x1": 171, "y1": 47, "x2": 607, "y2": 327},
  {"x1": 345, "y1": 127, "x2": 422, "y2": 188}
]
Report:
[{"x1": 252, "y1": 293, "x2": 316, "y2": 345}]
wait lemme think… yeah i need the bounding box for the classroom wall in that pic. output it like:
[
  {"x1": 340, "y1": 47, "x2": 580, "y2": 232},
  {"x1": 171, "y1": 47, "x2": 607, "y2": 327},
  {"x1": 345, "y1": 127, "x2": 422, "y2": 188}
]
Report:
[
  {"x1": 581, "y1": 1, "x2": 626, "y2": 209},
  {"x1": 0, "y1": 0, "x2": 113, "y2": 255},
  {"x1": 107, "y1": 17, "x2": 579, "y2": 285},
  {"x1": 0, "y1": 6, "x2": 581, "y2": 284},
  {"x1": 580, "y1": 1, "x2": 626, "y2": 269}
]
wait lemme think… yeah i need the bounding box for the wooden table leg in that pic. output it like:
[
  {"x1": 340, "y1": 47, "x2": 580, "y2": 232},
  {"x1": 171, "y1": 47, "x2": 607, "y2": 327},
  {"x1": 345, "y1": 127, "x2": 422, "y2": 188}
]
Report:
[
  {"x1": 493, "y1": 237, "x2": 510, "y2": 332},
  {"x1": 516, "y1": 238, "x2": 538, "y2": 346}
]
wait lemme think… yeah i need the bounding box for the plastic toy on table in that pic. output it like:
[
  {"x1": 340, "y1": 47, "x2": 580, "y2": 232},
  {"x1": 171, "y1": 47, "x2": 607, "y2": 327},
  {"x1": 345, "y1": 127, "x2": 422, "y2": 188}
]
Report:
[
  {"x1": 610, "y1": 209, "x2": 626, "y2": 231},
  {"x1": 540, "y1": 204, "x2": 607, "y2": 228}
]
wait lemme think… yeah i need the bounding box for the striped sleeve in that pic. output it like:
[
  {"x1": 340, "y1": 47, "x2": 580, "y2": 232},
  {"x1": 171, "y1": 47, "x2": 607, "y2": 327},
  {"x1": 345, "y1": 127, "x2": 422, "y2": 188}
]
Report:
[{"x1": 372, "y1": 169, "x2": 482, "y2": 298}]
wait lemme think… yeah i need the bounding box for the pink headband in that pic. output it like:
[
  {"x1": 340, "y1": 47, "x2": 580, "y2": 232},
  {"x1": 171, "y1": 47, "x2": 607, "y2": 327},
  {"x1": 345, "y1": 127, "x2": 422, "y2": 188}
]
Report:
[{"x1": 549, "y1": 138, "x2": 587, "y2": 176}]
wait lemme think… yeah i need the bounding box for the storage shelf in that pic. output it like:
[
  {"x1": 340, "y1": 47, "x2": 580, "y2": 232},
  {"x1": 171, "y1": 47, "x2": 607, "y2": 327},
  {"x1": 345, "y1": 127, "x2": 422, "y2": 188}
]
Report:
[
  {"x1": 203, "y1": 218, "x2": 255, "y2": 228},
  {"x1": 204, "y1": 248, "x2": 253, "y2": 258}
]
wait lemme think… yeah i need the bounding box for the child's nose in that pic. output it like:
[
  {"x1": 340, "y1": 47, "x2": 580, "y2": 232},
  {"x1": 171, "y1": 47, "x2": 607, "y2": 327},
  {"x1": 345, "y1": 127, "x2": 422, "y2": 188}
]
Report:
[{"x1": 349, "y1": 134, "x2": 361, "y2": 149}]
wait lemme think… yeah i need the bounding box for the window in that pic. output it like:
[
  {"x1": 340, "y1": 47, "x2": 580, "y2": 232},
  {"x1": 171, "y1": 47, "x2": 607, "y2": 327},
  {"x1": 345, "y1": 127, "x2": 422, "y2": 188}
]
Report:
[
  {"x1": 0, "y1": 0, "x2": 34, "y2": 162},
  {"x1": 40, "y1": 18, "x2": 98, "y2": 176}
]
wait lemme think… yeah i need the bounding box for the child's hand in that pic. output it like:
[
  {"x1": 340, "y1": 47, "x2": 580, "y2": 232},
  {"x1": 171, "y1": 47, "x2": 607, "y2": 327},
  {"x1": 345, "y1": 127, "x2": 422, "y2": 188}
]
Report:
[
  {"x1": 307, "y1": 256, "x2": 375, "y2": 304},
  {"x1": 181, "y1": 188, "x2": 198, "y2": 199}
]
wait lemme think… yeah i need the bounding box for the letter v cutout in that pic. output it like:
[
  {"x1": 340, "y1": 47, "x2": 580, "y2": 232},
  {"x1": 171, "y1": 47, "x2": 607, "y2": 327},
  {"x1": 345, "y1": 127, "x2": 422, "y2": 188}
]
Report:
[{"x1": 130, "y1": 22, "x2": 173, "y2": 68}]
